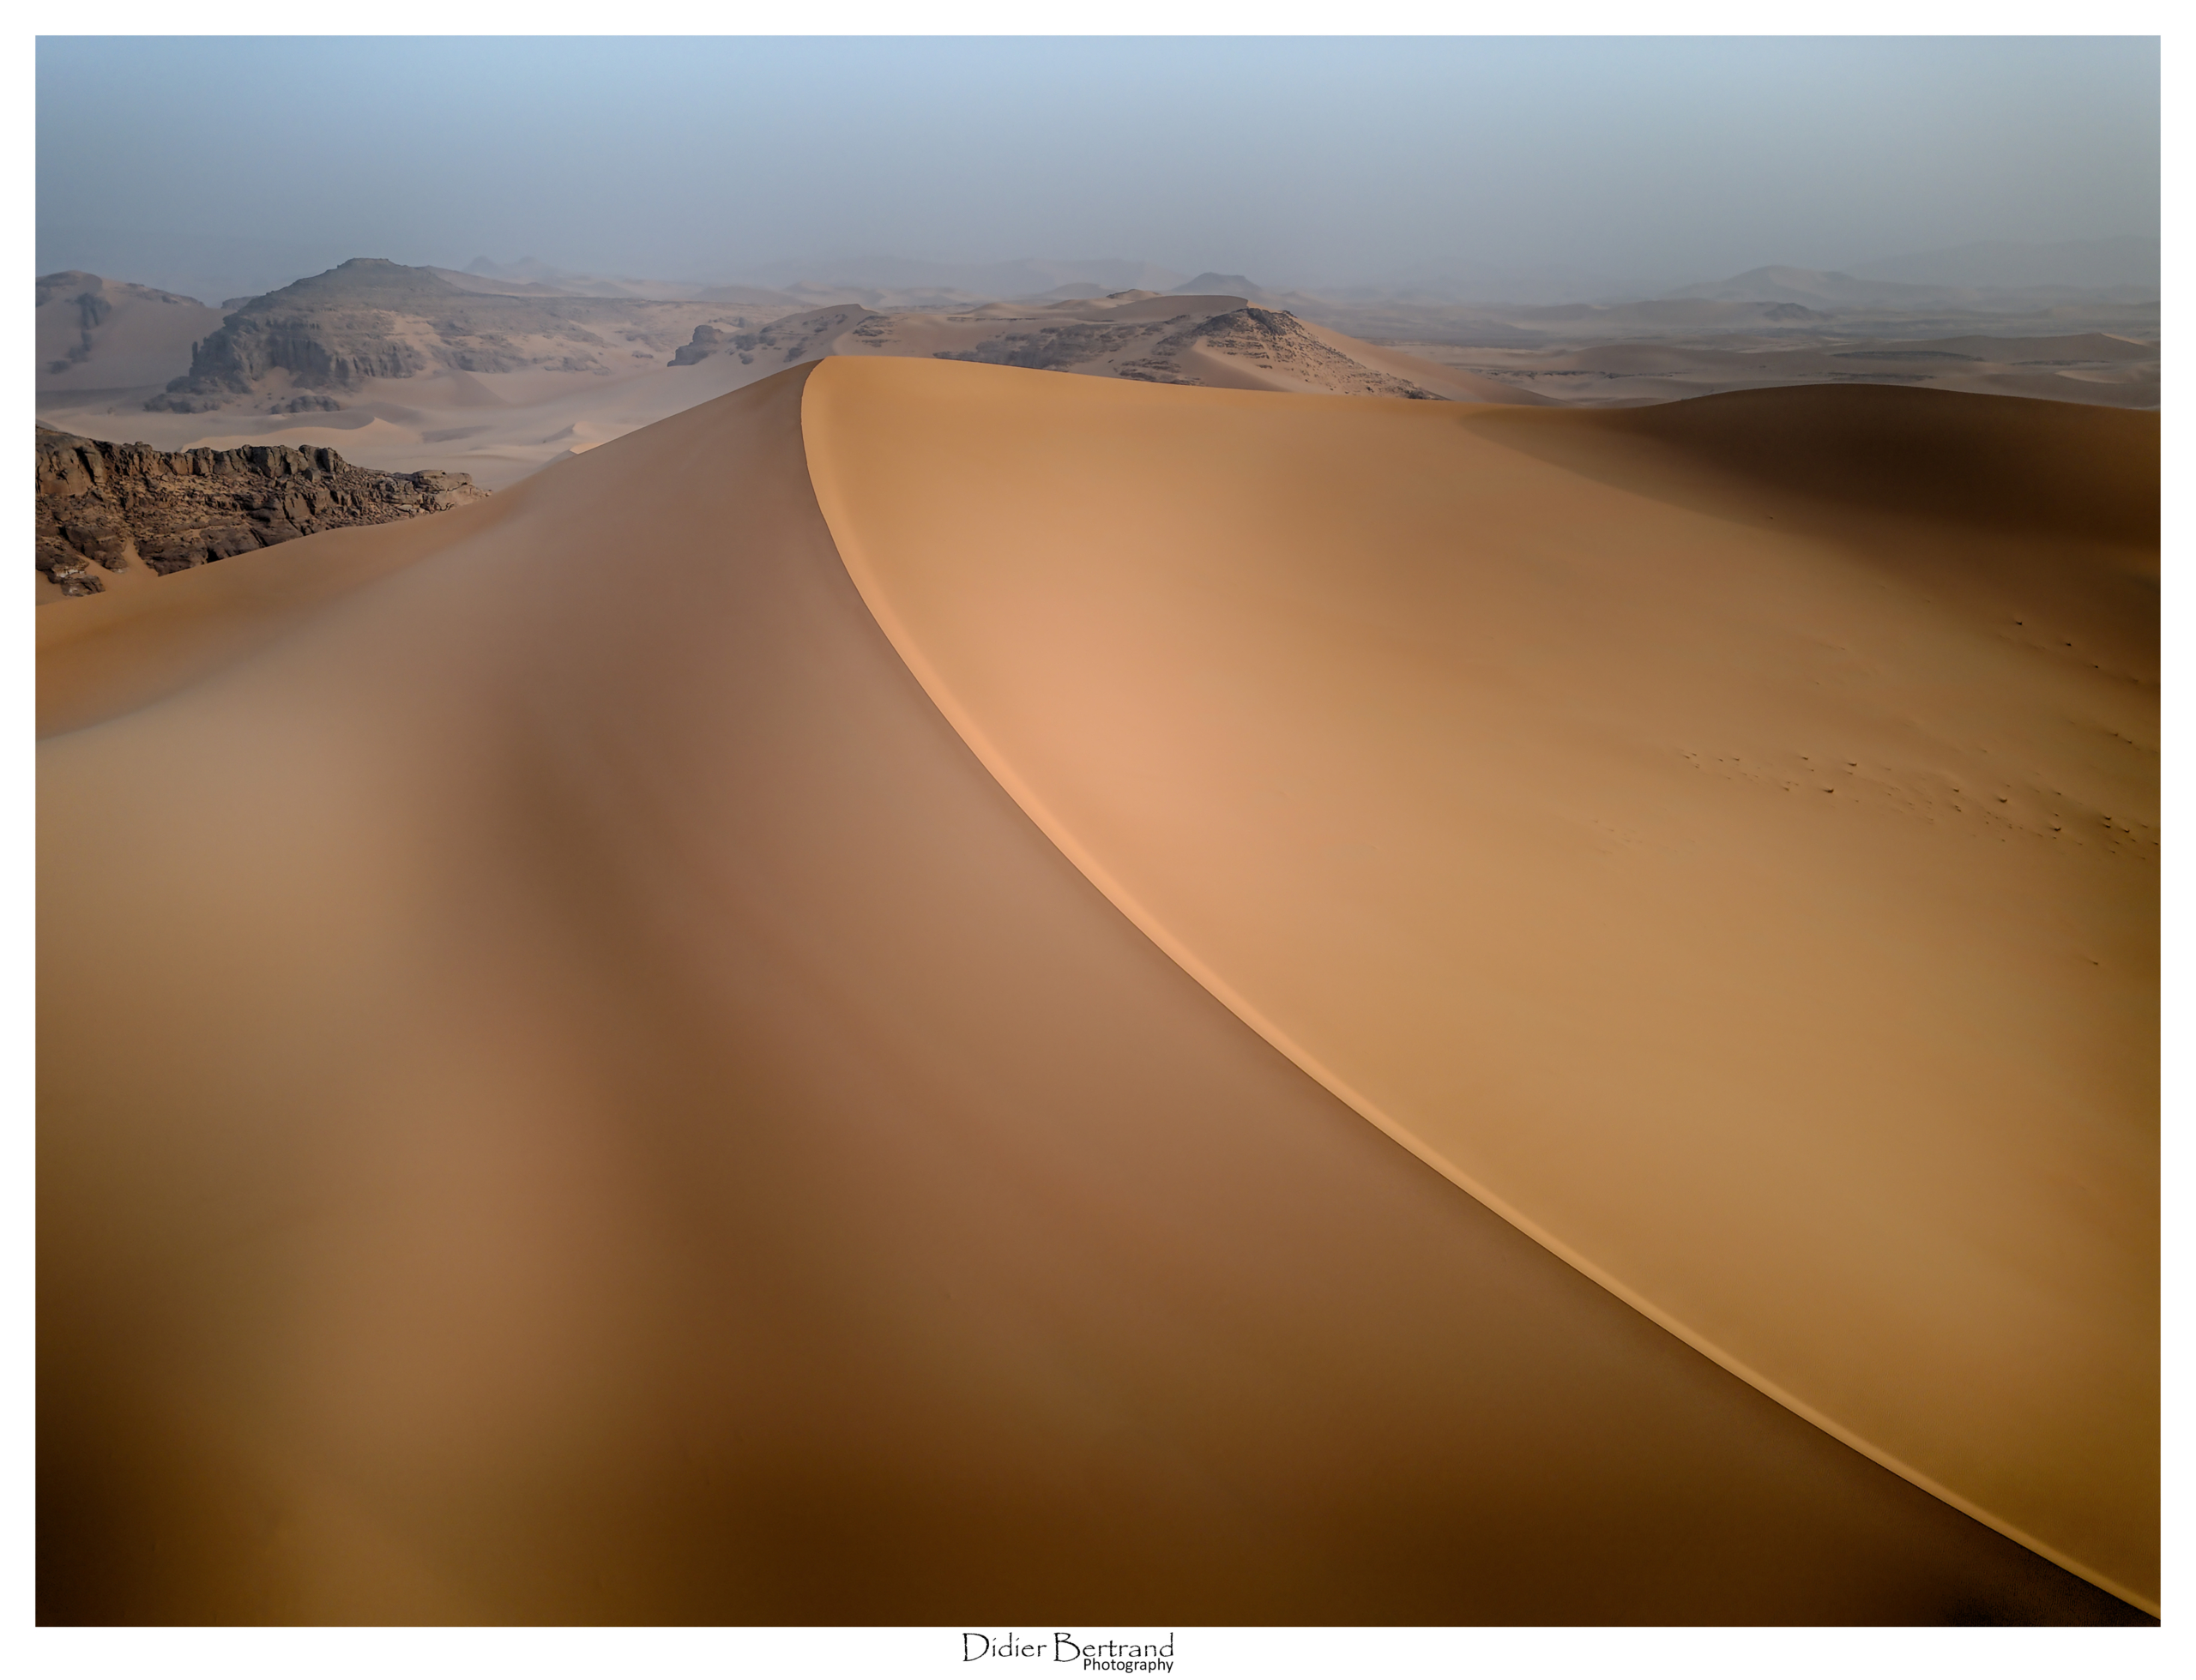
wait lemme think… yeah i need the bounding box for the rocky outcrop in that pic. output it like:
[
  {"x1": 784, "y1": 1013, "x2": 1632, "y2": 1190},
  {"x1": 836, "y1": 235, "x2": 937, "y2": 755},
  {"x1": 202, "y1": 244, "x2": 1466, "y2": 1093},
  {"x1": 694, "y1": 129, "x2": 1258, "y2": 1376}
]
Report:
[
  {"x1": 932, "y1": 318, "x2": 1156, "y2": 373},
  {"x1": 149, "y1": 257, "x2": 804, "y2": 412},
  {"x1": 37, "y1": 425, "x2": 487, "y2": 598},
  {"x1": 924, "y1": 304, "x2": 1445, "y2": 397},
  {"x1": 669, "y1": 323, "x2": 733, "y2": 365},
  {"x1": 1155, "y1": 306, "x2": 1444, "y2": 397},
  {"x1": 665, "y1": 301, "x2": 1447, "y2": 400},
  {"x1": 668, "y1": 306, "x2": 876, "y2": 370}
]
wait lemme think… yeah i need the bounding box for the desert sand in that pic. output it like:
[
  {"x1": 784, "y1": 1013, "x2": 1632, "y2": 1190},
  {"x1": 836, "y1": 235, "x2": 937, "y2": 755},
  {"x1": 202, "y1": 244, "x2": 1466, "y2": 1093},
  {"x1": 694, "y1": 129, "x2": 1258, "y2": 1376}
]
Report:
[
  {"x1": 38, "y1": 362, "x2": 2155, "y2": 1623},
  {"x1": 1393, "y1": 330, "x2": 2160, "y2": 409},
  {"x1": 805, "y1": 362, "x2": 2159, "y2": 1611},
  {"x1": 36, "y1": 272, "x2": 226, "y2": 394}
]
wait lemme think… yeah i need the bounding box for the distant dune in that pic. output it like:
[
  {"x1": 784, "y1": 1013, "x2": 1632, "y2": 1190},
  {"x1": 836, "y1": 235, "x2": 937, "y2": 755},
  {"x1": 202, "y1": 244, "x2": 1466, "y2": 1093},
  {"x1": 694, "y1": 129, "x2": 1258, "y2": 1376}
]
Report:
[
  {"x1": 36, "y1": 271, "x2": 225, "y2": 394},
  {"x1": 1395, "y1": 330, "x2": 2161, "y2": 410},
  {"x1": 39, "y1": 360, "x2": 2155, "y2": 1623}
]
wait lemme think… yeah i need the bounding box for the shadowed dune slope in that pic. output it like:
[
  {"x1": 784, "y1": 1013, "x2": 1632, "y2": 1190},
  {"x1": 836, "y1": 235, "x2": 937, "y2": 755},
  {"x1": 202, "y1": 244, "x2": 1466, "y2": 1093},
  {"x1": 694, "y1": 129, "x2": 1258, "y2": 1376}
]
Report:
[
  {"x1": 803, "y1": 362, "x2": 2158, "y2": 1611},
  {"x1": 39, "y1": 366, "x2": 2148, "y2": 1625}
]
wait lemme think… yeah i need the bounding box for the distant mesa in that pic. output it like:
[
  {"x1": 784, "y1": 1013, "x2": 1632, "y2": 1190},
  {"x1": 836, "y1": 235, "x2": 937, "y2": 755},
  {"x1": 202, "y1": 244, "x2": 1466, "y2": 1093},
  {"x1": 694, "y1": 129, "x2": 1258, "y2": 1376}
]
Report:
[
  {"x1": 142, "y1": 257, "x2": 808, "y2": 413},
  {"x1": 1169, "y1": 272, "x2": 1283, "y2": 304},
  {"x1": 660, "y1": 295, "x2": 1530, "y2": 403}
]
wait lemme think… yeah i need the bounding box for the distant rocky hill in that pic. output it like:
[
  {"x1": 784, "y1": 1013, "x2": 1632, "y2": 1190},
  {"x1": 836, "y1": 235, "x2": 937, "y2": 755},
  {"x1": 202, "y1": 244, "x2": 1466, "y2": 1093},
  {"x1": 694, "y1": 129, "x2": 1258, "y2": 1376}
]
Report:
[
  {"x1": 37, "y1": 271, "x2": 226, "y2": 394},
  {"x1": 36, "y1": 424, "x2": 487, "y2": 599},
  {"x1": 665, "y1": 292, "x2": 1532, "y2": 402},
  {"x1": 937, "y1": 303, "x2": 1445, "y2": 395},
  {"x1": 148, "y1": 257, "x2": 813, "y2": 412}
]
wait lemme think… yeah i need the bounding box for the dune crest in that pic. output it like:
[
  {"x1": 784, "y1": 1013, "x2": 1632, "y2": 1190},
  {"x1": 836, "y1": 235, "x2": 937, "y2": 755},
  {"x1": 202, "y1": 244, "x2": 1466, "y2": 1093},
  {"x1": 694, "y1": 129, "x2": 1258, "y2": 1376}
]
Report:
[{"x1": 802, "y1": 358, "x2": 2158, "y2": 1610}]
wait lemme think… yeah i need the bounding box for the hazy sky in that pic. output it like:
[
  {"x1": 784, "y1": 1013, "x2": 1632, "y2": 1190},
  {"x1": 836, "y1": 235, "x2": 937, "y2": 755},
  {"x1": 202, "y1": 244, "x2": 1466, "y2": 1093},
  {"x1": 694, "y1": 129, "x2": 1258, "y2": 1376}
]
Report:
[{"x1": 38, "y1": 35, "x2": 2160, "y2": 303}]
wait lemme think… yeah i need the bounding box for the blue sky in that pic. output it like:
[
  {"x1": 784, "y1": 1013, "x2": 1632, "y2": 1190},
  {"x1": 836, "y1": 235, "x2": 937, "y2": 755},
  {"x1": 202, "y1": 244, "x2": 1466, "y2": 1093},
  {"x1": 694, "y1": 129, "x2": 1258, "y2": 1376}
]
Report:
[{"x1": 37, "y1": 36, "x2": 2161, "y2": 302}]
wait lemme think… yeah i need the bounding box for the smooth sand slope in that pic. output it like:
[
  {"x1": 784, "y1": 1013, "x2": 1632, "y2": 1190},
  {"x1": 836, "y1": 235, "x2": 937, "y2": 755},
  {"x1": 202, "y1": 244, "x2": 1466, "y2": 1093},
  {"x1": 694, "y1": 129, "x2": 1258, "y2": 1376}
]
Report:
[
  {"x1": 36, "y1": 273, "x2": 227, "y2": 394},
  {"x1": 805, "y1": 362, "x2": 2159, "y2": 1611},
  {"x1": 39, "y1": 365, "x2": 2151, "y2": 1623}
]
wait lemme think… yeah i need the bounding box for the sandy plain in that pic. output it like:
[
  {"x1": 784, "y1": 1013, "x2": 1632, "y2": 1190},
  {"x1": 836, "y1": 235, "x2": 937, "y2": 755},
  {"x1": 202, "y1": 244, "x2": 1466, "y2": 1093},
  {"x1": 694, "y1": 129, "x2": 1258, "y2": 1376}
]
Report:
[{"x1": 38, "y1": 360, "x2": 2157, "y2": 1623}]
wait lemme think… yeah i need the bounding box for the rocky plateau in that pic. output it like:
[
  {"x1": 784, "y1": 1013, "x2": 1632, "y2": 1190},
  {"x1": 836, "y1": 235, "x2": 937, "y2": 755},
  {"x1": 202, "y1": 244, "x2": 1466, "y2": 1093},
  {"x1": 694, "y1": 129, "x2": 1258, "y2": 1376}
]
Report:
[{"x1": 147, "y1": 257, "x2": 811, "y2": 412}]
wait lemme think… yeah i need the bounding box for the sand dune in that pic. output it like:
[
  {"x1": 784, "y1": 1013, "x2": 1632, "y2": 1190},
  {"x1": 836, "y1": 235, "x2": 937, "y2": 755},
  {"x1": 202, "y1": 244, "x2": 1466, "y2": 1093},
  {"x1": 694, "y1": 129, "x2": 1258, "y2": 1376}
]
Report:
[
  {"x1": 805, "y1": 364, "x2": 2158, "y2": 1611},
  {"x1": 39, "y1": 363, "x2": 2153, "y2": 1623},
  {"x1": 36, "y1": 272, "x2": 226, "y2": 394},
  {"x1": 1395, "y1": 330, "x2": 2160, "y2": 409}
]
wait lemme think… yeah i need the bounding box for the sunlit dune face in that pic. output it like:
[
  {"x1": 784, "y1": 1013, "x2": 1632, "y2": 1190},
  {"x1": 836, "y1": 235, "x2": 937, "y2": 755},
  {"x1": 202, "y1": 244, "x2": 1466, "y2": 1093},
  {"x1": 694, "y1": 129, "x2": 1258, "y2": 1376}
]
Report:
[
  {"x1": 37, "y1": 363, "x2": 2155, "y2": 1624},
  {"x1": 804, "y1": 360, "x2": 2157, "y2": 1609}
]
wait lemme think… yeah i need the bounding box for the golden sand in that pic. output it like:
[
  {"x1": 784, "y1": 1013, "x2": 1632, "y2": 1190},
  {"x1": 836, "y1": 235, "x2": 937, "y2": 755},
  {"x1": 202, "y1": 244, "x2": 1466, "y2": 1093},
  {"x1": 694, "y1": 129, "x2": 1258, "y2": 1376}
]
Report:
[
  {"x1": 38, "y1": 363, "x2": 2155, "y2": 1622},
  {"x1": 804, "y1": 359, "x2": 2158, "y2": 1608}
]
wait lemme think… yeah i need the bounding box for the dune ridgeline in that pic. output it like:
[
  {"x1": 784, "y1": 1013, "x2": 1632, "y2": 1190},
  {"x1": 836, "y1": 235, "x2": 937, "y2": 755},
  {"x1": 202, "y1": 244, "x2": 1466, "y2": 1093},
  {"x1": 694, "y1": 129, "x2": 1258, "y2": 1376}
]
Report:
[{"x1": 38, "y1": 359, "x2": 2157, "y2": 1623}]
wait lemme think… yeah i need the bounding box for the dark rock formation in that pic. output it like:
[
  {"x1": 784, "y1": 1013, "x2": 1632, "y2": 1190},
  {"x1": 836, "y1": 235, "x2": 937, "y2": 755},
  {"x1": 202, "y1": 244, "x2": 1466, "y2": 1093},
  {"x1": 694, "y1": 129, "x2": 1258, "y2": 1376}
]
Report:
[
  {"x1": 926, "y1": 304, "x2": 1445, "y2": 398},
  {"x1": 668, "y1": 306, "x2": 872, "y2": 370},
  {"x1": 934, "y1": 319, "x2": 1153, "y2": 372},
  {"x1": 1158, "y1": 306, "x2": 1443, "y2": 397},
  {"x1": 148, "y1": 262, "x2": 437, "y2": 408},
  {"x1": 36, "y1": 425, "x2": 487, "y2": 598},
  {"x1": 669, "y1": 323, "x2": 729, "y2": 365}
]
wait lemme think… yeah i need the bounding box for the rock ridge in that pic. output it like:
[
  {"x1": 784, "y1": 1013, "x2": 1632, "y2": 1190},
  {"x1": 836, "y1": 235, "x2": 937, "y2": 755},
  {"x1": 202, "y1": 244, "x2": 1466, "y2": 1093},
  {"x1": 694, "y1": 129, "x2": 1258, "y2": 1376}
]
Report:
[{"x1": 36, "y1": 423, "x2": 487, "y2": 598}]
